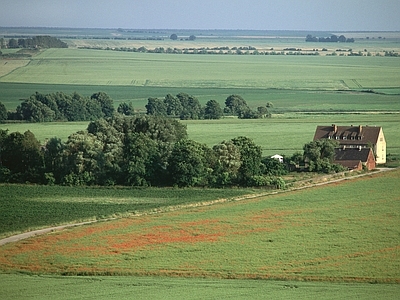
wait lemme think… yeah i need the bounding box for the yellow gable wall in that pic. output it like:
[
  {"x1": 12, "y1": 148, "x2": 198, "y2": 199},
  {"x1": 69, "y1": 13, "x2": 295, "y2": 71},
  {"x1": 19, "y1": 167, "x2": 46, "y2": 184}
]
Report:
[{"x1": 375, "y1": 129, "x2": 386, "y2": 164}]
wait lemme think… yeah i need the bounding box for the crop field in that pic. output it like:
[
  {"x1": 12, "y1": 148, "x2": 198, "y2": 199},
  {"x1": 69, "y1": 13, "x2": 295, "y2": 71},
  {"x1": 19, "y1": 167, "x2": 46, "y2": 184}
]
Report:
[
  {"x1": 0, "y1": 185, "x2": 253, "y2": 239},
  {"x1": 2, "y1": 48, "x2": 400, "y2": 91},
  {"x1": 1, "y1": 169, "x2": 399, "y2": 281},
  {"x1": 1, "y1": 274, "x2": 400, "y2": 300}
]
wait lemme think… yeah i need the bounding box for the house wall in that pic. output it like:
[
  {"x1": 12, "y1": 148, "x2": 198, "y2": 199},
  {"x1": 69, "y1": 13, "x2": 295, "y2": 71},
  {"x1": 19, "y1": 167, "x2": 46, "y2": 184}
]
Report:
[
  {"x1": 374, "y1": 129, "x2": 386, "y2": 164},
  {"x1": 365, "y1": 150, "x2": 376, "y2": 170}
]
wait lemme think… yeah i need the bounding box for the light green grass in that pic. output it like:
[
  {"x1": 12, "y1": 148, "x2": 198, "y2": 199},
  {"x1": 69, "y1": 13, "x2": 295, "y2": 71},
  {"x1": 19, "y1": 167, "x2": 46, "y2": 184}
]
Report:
[
  {"x1": 1, "y1": 169, "x2": 399, "y2": 282},
  {"x1": 2, "y1": 49, "x2": 399, "y2": 90},
  {"x1": 0, "y1": 274, "x2": 399, "y2": 300}
]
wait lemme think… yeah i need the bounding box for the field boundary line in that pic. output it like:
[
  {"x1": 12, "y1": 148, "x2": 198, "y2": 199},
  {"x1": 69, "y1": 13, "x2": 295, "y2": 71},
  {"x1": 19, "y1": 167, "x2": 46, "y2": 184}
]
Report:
[{"x1": 0, "y1": 167, "x2": 396, "y2": 246}]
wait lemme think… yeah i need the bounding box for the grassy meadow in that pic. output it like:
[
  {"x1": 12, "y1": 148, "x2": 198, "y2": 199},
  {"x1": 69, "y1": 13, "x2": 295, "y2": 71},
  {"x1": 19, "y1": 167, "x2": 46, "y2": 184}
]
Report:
[
  {"x1": 1, "y1": 274, "x2": 400, "y2": 300},
  {"x1": 0, "y1": 169, "x2": 399, "y2": 282}
]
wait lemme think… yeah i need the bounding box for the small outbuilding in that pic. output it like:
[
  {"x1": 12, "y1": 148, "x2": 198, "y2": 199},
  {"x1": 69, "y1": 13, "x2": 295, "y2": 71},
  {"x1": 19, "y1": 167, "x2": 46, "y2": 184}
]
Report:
[
  {"x1": 334, "y1": 147, "x2": 376, "y2": 171},
  {"x1": 271, "y1": 154, "x2": 284, "y2": 163}
]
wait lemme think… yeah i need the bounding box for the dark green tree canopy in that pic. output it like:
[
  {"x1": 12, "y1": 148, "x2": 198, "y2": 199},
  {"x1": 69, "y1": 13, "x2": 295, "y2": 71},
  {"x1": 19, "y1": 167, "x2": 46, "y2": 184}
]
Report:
[
  {"x1": 0, "y1": 101, "x2": 8, "y2": 121},
  {"x1": 204, "y1": 100, "x2": 223, "y2": 119}
]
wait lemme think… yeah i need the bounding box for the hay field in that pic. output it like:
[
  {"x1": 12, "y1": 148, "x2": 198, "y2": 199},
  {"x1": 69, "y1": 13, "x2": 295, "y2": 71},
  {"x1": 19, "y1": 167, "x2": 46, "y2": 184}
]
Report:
[{"x1": 1, "y1": 48, "x2": 399, "y2": 90}]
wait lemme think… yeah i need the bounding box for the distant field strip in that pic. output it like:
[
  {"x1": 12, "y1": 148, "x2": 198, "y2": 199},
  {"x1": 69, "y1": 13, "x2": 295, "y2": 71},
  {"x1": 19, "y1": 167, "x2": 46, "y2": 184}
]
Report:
[
  {"x1": 1, "y1": 49, "x2": 399, "y2": 90},
  {"x1": 0, "y1": 59, "x2": 30, "y2": 78}
]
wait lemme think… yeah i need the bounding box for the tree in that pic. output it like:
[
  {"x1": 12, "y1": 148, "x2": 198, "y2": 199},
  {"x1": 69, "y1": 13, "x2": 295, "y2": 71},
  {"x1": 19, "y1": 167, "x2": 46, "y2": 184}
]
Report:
[
  {"x1": 90, "y1": 92, "x2": 114, "y2": 118},
  {"x1": 212, "y1": 140, "x2": 241, "y2": 186},
  {"x1": 167, "y1": 140, "x2": 212, "y2": 187},
  {"x1": 0, "y1": 101, "x2": 7, "y2": 121},
  {"x1": 170, "y1": 34, "x2": 178, "y2": 40},
  {"x1": 262, "y1": 157, "x2": 288, "y2": 176},
  {"x1": 8, "y1": 39, "x2": 18, "y2": 48},
  {"x1": 117, "y1": 102, "x2": 135, "y2": 116},
  {"x1": 224, "y1": 95, "x2": 249, "y2": 116},
  {"x1": 60, "y1": 131, "x2": 103, "y2": 185},
  {"x1": 145, "y1": 97, "x2": 167, "y2": 116},
  {"x1": 204, "y1": 100, "x2": 223, "y2": 119},
  {"x1": 189, "y1": 35, "x2": 196, "y2": 41},
  {"x1": 164, "y1": 94, "x2": 183, "y2": 117},
  {"x1": 1, "y1": 131, "x2": 44, "y2": 183},
  {"x1": 122, "y1": 133, "x2": 159, "y2": 186},
  {"x1": 176, "y1": 93, "x2": 202, "y2": 120},
  {"x1": 43, "y1": 137, "x2": 65, "y2": 183},
  {"x1": 231, "y1": 136, "x2": 263, "y2": 185},
  {"x1": 303, "y1": 139, "x2": 339, "y2": 173},
  {"x1": 338, "y1": 35, "x2": 346, "y2": 42},
  {"x1": 16, "y1": 98, "x2": 56, "y2": 122}
]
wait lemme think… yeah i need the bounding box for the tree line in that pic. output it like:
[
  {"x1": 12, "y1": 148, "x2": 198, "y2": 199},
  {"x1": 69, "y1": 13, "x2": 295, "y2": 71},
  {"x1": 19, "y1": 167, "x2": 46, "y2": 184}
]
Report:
[
  {"x1": 0, "y1": 113, "x2": 344, "y2": 188},
  {"x1": 1, "y1": 36, "x2": 68, "y2": 49},
  {"x1": 0, "y1": 115, "x2": 280, "y2": 187},
  {"x1": 2, "y1": 91, "x2": 114, "y2": 122},
  {"x1": 0, "y1": 92, "x2": 271, "y2": 122},
  {"x1": 145, "y1": 93, "x2": 271, "y2": 120},
  {"x1": 306, "y1": 34, "x2": 355, "y2": 43}
]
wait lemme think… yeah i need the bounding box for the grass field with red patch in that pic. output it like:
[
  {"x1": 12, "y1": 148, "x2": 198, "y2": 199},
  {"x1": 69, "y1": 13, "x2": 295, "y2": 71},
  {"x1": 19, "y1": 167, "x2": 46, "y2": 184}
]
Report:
[{"x1": 0, "y1": 169, "x2": 399, "y2": 283}]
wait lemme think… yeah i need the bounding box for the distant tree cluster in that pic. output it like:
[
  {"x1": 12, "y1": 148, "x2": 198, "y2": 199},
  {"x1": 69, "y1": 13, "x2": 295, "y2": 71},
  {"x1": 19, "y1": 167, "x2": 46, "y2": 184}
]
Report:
[
  {"x1": 145, "y1": 93, "x2": 271, "y2": 120},
  {"x1": 306, "y1": 34, "x2": 355, "y2": 43},
  {"x1": 170, "y1": 34, "x2": 196, "y2": 41},
  {"x1": 5, "y1": 36, "x2": 68, "y2": 49},
  {"x1": 5, "y1": 91, "x2": 114, "y2": 122}
]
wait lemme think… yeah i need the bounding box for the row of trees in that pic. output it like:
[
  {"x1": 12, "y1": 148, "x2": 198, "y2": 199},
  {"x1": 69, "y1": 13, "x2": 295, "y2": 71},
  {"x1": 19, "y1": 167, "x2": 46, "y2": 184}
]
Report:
[
  {"x1": 0, "y1": 113, "x2": 344, "y2": 188},
  {"x1": 0, "y1": 92, "x2": 270, "y2": 123},
  {"x1": 0, "y1": 115, "x2": 281, "y2": 188},
  {"x1": 2, "y1": 36, "x2": 68, "y2": 49},
  {"x1": 2, "y1": 91, "x2": 114, "y2": 122},
  {"x1": 145, "y1": 93, "x2": 271, "y2": 120},
  {"x1": 306, "y1": 34, "x2": 355, "y2": 43}
]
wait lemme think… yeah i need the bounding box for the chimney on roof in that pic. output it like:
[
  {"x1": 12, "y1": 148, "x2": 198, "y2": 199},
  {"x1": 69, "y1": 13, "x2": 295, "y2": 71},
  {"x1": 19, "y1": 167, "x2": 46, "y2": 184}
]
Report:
[
  {"x1": 332, "y1": 124, "x2": 337, "y2": 133},
  {"x1": 359, "y1": 125, "x2": 362, "y2": 134}
]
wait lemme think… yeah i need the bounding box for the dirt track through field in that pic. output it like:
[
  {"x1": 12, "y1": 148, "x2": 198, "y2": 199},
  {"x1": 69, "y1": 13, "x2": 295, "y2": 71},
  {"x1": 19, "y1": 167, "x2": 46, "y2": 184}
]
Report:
[{"x1": 0, "y1": 168, "x2": 395, "y2": 247}]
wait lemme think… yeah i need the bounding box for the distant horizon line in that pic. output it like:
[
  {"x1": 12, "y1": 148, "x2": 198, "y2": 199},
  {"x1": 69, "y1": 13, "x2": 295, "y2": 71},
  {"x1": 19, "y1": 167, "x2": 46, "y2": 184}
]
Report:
[{"x1": 0, "y1": 26, "x2": 398, "y2": 33}]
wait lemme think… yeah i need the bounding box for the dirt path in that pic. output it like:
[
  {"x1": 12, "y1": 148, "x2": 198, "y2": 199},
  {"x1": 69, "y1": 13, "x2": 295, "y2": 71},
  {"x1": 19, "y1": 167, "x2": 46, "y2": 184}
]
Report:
[{"x1": 0, "y1": 168, "x2": 395, "y2": 247}]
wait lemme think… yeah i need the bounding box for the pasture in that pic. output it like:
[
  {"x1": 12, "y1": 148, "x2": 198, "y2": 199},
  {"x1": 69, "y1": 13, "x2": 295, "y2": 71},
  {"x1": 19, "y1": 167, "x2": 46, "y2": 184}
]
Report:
[
  {"x1": 0, "y1": 169, "x2": 399, "y2": 292},
  {"x1": 1, "y1": 274, "x2": 399, "y2": 300}
]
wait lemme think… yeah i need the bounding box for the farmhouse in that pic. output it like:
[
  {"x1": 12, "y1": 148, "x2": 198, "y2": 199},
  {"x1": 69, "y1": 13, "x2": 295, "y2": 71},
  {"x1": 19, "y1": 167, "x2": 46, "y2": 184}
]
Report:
[
  {"x1": 334, "y1": 147, "x2": 376, "y2": 171},
  {"x1": 313, "y1": 124, "x2": 386, "y2": 164}
]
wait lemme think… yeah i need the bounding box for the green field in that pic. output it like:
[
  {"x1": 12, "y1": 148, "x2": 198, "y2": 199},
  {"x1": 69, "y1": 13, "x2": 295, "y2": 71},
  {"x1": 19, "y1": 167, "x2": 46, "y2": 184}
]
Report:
[
  {"x1": 1, "y1": 169, "x2": 399, "y2": 280},
  {"x1": 0, "y1": 185, "x2": 253, "y2": 239},
  {"x1": 2, "y1": 48, "x2": 400, "y2": 89},
  {"x1": 1, "y1": 273, "x2": 399, "y2": 300}
]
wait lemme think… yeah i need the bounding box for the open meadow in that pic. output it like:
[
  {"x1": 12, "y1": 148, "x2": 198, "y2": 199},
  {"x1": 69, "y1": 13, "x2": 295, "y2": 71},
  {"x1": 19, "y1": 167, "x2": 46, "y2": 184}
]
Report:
[
  {"x1": 1, "y1": 28, "x2": 400, "y2": 298},
  {"x1": 0, "y1": 169, "x2": 399, "y2": 299}
]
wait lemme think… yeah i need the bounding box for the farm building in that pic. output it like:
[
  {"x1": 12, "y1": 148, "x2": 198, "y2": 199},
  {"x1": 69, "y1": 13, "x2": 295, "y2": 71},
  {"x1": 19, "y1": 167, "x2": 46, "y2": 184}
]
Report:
[
  {"x1": 270, "y1": 154, "x2": 284, "y2": 163},
  {"x1": 313, "y1": 124, "x2": 386, "y2": 164},
  {"x1": 334, "y1": 147, "x2": 376, "y2": 171}
]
